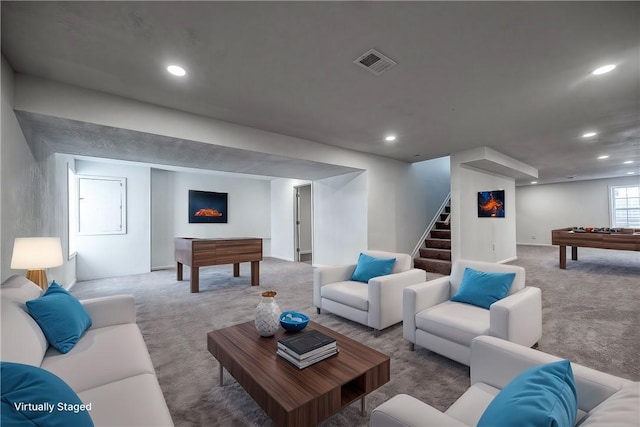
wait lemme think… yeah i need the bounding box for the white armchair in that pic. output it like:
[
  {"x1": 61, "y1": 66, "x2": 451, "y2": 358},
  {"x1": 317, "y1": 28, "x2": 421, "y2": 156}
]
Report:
[
  {"x1": 403, "y1": 259, "x2": 541, "y2": 365},
  {"x1": 313, "y1": 251, "x2": 427, "y2": 333}
]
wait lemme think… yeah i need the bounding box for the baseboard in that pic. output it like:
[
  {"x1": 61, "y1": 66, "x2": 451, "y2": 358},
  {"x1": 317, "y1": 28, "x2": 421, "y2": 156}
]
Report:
[
  {"x1": 151, "y1": 265, "x2": 175, "y2": 271},
  {"x1": 497, "y1": 256, "x2": 518, "y2": 264},
  {"x1": 270, "y1": 255, "x2": 295, "y2": 262},
  {"x1": 517, "y1": 242, "x2": 554, "y2": 247}
]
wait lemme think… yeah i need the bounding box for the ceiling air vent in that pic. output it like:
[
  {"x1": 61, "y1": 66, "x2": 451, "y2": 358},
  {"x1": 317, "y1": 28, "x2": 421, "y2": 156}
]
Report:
[{"x1": 353, "y1": 49, "x2": 397, "y2": 75}]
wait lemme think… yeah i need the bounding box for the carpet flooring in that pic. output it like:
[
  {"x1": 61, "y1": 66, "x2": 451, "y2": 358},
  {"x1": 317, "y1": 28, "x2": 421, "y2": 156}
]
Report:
[{"x1": 71, "y1": 245, "x2": 639, "y2": 426}]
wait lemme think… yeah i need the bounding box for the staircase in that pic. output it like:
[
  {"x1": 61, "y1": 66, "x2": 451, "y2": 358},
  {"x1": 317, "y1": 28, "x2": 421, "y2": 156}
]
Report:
[{"x1": 414, "y1": 204, "x2": 452, "y2": 275}]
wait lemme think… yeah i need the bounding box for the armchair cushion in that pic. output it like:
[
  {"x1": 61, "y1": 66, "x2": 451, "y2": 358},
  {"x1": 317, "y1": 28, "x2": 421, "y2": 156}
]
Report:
[
  {"x1": 351, "y1": 253, "x2": 396, "y2": 282},
  {"x1": 416, "y1": 301, "x2": 489, "y2": 347},
  {"x1": 320, "y1": 281, "x2": 369, "y2": 311},
  {"x1": 477, "y1": 360, "x2": 577, "y2": 427},
  {"x1": 451, "y1": 268, "x2": 515, "y2": 309}
]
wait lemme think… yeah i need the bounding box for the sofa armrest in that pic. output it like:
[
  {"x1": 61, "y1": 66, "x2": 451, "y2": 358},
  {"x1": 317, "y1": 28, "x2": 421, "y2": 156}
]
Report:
[
  {"x1": 489, "y1": 286, "x2": 542, "y2": 347},
  {"x1": 470, "y1": 336, "x2": 629, "y2": 412},
  {"x1": 368, "y1": 269, "x2": 427, "y2": 330},
  {"x1": 371, "y1": 394, "x2": 467, "y2": 427},
  {"x1": 312, "y1": 265, "x2": 356, "y2": 308},
  {"x1": 403, "y1": 277, "x2": 451, "y2": 343},
  {"x1": 81, "y1": 295, "x2": 136, "y2": 329}
]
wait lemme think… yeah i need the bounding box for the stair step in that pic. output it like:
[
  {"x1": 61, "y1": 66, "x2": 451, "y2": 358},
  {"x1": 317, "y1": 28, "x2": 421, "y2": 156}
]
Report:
[
  {"x1": 425, "y1": 238, "x2": 451, "y2": 249},
  {"x1": 439, "y1": 213, "x2": 450, "y2": 221},
  {"x1": 414, "y1": 258, "x2": 452, "y2": 275},
  {"x1": 431, "y1": 230, "x2": 451, "y2": 239},
  {"x1": 419, "y1": 247, "x2": 452, "y2": 261},
  {"x1": 435, "y1": 221, "x2": 450, "y2": 230},
  {"x1": 444, "y1": 205, "x2": 450, "y2": 213}
]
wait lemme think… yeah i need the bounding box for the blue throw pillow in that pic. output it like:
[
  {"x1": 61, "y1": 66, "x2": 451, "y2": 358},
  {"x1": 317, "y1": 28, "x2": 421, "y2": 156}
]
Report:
[
  {"x1": 26, "y1": 281, "x2": 92, "y2": 354},
  {"x1": 351, "y1": 253, "x2": 396, "y2": 283},
  {"x1": 450, "y1": 267, "x2": 515, "y2": 309},
  {"x1": 0, "y1": 362, "x2": 94, "y2": 426},
  {"x1": 477, "y1": 360, "x2": 578, "y2": 427}
]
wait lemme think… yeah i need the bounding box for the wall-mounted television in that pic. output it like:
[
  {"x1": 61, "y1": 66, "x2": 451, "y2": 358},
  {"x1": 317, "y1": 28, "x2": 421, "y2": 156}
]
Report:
[
  {"x1": 478, "y1": 190, "x2": 505, "y2": 218},
  {"x1": 188, "y1": 190, "x2": 228, "y2": 223}
]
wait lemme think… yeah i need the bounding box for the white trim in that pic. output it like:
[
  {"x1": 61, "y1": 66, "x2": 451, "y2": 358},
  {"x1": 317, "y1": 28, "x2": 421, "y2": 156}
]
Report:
[
  {"x1": 151, "y1": 265, "x2": 175, "y2": 271},
  {"x1": 497, "y1": 256, "x2": 518, "y2": 264},
  {"x1": 516, "y1": 242, "x2": 554, "y2": 247}
]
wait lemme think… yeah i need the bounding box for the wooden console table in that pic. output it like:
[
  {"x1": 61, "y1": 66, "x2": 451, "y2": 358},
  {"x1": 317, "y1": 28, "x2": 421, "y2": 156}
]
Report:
[
  {"x1": 551, "y1": 228, "x2": 640, "y2": 269},
  {"x1": 175, "y1": 237, "x2": 262, "y2": 293}
]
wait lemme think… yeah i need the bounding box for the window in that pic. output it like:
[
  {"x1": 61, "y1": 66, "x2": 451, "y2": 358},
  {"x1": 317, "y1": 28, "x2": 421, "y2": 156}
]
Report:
[
  {"x1": 78, "y1": 176, "x2": 127, "y2": 235},
  {"x1": 610, "y1": 185, "x2": 640, "y2": 228}
]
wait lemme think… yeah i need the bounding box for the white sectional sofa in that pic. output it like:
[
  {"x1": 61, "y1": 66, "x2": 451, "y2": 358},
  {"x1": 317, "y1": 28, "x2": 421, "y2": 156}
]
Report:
[
  {"x1": 371, "y1": 335, "x2": 639, "y2": 427},
  {"x1": 1, "y1": 275, "x2": 173, "y2": 426}
]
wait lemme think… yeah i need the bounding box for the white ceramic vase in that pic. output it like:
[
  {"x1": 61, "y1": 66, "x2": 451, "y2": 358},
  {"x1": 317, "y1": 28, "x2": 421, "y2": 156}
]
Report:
[{"x1": 255, "y1": 291, "x2": 281, "y2": 337}]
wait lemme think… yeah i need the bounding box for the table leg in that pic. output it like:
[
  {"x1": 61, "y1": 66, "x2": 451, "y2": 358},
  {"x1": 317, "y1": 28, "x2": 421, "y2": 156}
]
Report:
[
  {"x1": 251, "y1": 261, "x2": 260, "y2": 286},
  {"x1": 191, "y1": 266, "x2": 199, "y2": 293},
  {"x1": 559, "y1": 245, "x2": 567, "y2": 269},
  {"x1": 219, "y1": 363, "x2": 223, "y2": 387},
  {"x1": 233, "y1": 263, "x2": 240, "y2": 277},
  {"x1": 571, "y1": 246, "x2": 578, "y2": 261},
  {"x1": 177, "y1": 262, "x2": 183, "y2": 281},
  {"x1": 360, "y1": 397, "x2": 365, "y2": 416}
]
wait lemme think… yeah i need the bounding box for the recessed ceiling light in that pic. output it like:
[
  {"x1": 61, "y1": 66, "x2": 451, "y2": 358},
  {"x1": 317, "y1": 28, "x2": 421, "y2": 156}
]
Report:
[
  {"x1": 597, "y1": 155, "x2": 609, "y2": 160},
  {"x1": 167, "y1": 65, "x2": 186, "y2": 76},
  {"x1": 531, "y1": 181, "x2": 538, "y2": 184},
  {"x1": 591, "y1": 64, "x2": 616, "y2": 75},
  {"x1": 627, "y1": 172, "x2": 635, "y2": 175},
  {"x1": 385, "y1": 135, "x2": 397, "y2": 142},
  {"x1": 581, "y1": 132, "x2": 598, "y2": 138},
  {"x1": 623, "y1": 160, "x2": 634, "y2": 164}
]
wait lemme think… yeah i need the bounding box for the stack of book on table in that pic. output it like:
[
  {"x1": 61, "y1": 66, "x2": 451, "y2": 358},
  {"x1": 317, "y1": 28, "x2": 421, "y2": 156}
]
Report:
[{"x1": 277, "y1": 329, "x2": 338, "y2": 369}]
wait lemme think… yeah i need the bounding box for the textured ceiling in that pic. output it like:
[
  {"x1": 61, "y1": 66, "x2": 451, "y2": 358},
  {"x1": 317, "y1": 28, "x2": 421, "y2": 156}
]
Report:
[{"x1": 2, "y1": 1, "x2": 639, "y2": 184}]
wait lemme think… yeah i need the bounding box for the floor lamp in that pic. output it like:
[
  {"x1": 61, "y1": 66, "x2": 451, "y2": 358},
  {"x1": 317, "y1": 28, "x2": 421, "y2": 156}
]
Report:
[{"x1": 11, "y1": 237, "x2": 64, "y2": 290}]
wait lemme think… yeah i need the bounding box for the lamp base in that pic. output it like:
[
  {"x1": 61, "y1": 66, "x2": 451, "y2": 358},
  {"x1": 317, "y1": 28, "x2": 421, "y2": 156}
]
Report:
[{"x1": 26, "y1": 269, "x2": 48, "y2": 290}]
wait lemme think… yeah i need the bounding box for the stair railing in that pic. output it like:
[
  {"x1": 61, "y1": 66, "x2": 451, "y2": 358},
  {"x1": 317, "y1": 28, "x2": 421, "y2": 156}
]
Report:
[{"x1": 411, "y1": 193, "x2": 451, "y2": 259}]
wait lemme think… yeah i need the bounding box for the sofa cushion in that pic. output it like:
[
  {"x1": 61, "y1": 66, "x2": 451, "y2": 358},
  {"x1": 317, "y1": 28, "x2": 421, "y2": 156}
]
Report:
[
  {"x1": 351, "y1": 253, "x2": 396, "y2": 283},
  {"x1": 577, "y1": 382, "x2": 640, "y2": 427},
  {"x1": 0, "y1": 361, "x2": 94, "y2": 427},
  {"x1": 0, "y1": 276, "x2": 49, "y2": 366},
  {"x1": 451, "y1": 268, "x2": 515, "y2": 309},
  {"x1": 40, "y1": 324, "x2": 156, "y2": 393},
  {"x1": 477, "y1": 360, "x2": 578, "y2": 427},
  {"x1": 320, "y1": 281, "x2": 369, "y2": 311},
  {"x1": 445, "y1": 382, "x2": 499, "y2": 426},
  {"x1": 77, "y1": 374, "x2": 173, "y2": 427},
  {"x1": 26, "y1": 282, "x2": 92, "y2": 354},
  {"x1": 416, "y1": 301, "x2": 489, "y2": 347}
]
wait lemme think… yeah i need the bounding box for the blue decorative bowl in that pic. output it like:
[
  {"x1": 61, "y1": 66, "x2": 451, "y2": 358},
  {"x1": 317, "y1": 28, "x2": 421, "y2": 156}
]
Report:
[{"x1": 279, "y1": 311, "x2": 310, "y2": 332}]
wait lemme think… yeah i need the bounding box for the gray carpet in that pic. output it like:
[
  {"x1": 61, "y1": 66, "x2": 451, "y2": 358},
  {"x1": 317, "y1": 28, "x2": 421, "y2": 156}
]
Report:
[{"x1": 70, "y1": 245, "x2": 640, "y2": 426}]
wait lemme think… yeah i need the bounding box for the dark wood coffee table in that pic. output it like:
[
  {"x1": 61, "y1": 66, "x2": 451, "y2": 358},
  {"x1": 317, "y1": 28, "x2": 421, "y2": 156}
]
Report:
[{"x1": 207, "y1": 321, "x2": 390, "y2": 427}]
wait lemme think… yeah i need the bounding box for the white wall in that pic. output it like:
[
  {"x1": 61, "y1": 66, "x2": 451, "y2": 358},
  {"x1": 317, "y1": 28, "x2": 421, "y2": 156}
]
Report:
[
  {"x1": 516, "y1": 175, "x2": 640, "y2": 245},
  {"x1": 451, "y1": 155, "x2": 517, "y2": 263},
  {"x1": 151, "y1": 169, "x2": 272, "y2": 269},
  {"x1": 271, "y1": 178, "x2": 311, "y2": 261},
  {"x1": 75, "y1": 160, "x2": 151, "y2": 280},
  {"x1": 150, "y1": 168, "x2": 174, "y2": 269},
  {"x1": 1, "y1": 57, "x2": 43, "y2": 280},
  {"x1": 312, "y1": 172, "x2": 368, "y2": 266}
]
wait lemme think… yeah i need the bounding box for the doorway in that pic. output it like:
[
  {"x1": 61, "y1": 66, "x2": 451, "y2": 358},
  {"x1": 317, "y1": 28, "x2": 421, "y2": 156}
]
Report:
[{"x1": 294, "y1": 184, "x2": 312, "y2": 263}]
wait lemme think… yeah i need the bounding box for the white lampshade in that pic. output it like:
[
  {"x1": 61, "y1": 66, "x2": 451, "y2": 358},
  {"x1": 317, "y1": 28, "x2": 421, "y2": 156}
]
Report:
[{"x1": 11, "y1": 237, "x2": 64, "y2": 269}]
